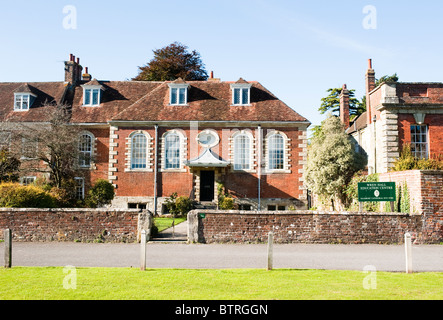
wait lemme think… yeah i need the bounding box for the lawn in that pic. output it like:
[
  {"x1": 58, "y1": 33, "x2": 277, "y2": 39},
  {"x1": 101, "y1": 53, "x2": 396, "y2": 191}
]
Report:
[
  {"x1": 154, "y1": 216, "x2": 186, "y2": 232},
  {"x1": 1, "y1": 267, "x2": 442, "y2": 300}
]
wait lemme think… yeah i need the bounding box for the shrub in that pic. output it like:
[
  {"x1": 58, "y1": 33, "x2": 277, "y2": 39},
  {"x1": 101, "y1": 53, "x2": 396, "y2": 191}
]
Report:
[
  {"x1": 0, "y1": 182, "x2": 57, "y2": 208},
  {"x1": 85, "y1": 179, "x2": 115, "y2": 208},
  {"x1": 164, "y1": 193, "x2": 193, "y2": 216},
  {"x1": 392, "y1": 144, "x2": 443, "y2": 171},
  {"x1": 219, "y1": 196, "x2": 235, "y2": 210}
]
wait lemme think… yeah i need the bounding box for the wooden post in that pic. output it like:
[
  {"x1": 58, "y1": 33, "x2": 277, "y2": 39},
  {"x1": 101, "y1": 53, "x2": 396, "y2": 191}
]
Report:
[
  {"x1": 405, "y1": 233, "x2": 412, "y2": 274},
  {"x1": 4, "y1": 229, "x2": 12, "y2": 268},
  {"x1": 140, "y1": 229, "x2": 146, "y2": 271},
  {"x1": 267, "y1": 231, "x2": 273, "y2": 271}
]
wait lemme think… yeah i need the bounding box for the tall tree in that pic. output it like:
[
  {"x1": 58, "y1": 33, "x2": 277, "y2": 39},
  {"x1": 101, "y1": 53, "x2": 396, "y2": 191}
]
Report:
[
  {"x1": 133, "y1": 42, "x2": 208, "y2": 81},
  {"x1": 304, "y1": 115, "x2": 366, "y2": 210}
]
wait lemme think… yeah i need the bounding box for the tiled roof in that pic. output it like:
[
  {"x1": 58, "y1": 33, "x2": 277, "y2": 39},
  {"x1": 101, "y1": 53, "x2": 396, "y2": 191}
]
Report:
[
  {"x1": 0, "y1": 82, "x2": 67, "y2": 122},
  {"x1": 0, "y1": 79, "x2": 309, "y2": 124}
]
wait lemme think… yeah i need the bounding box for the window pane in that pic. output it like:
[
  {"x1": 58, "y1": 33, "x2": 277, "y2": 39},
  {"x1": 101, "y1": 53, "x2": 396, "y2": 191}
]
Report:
[
  {"x1": 170, "y1": 88, "x2": 177, "y2": 104},
  {"x1": 92, "y1": 89, "x2": 99, "y2": 105},
  {"x1": 410, "y1": 125, "x2": 428, "y2": 159},
  {"x1": 165, "y1": 133, "x2": 180, "y2": 169},
  {"x1": 233, "y1": 88, "x2": 240, "y2": 104},
  {"x1": 179, "y1": 88, "x2": 186, "y2": 104},
  {"x1": 242, "y1": 88, "x2": 249, "y2": 104},
  {"x1": 15, "y1": 95, "x2": 22, "y2": 109},
  {"x1": 22, "y1": 95, "x2": 29, "y2": 109},
  {"x1": 84, "y1": 89, "x2": 91, "y2": 105},
  {"x1": 131, "y1": 134, "x2": 147, "y2": 169}
]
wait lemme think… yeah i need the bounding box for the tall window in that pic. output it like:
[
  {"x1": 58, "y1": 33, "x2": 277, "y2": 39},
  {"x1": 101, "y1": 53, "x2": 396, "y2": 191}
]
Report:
[
  {"x1": 131, "y1": 133, "x2": 147, "y2": 169},
  {"x1": 234, "y1": 134, "x2": 251, "y2": 170},
  {"x1": 78, "y1": 133, "x2": 93, "y2": 167},
  {"x1": 74, "y1": 177, "x2": 85, "y2": 200},
  {"x1": 268, "y1": 133, "x2": 284, "y2": 170},
  {"x1": 411, "y1": 124, "x2": 428, "y2": 159},
  {"x1": 165, "y1": 133, "x2": 180, "y2": 169}
]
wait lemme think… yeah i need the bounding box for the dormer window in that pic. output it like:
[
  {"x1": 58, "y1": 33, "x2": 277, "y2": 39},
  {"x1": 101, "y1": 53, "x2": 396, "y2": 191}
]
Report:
[
  {"x1": 81, "y1": 79, "x2": 103, "y2": 107},
  {"x1": 230, "y1": 79, "x2": 252, "y2": 106},
  {"x1": 168, "y1": 78, "x2": 189, "y2": 105},
  {"x1": 13, "y1": 84, "x2": 36, "y2": 111}
]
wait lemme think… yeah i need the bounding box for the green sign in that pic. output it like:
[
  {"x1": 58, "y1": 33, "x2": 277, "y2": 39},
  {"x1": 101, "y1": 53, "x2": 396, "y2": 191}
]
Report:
[
  {"x1": 198, "y1": 213, "x2": 206, "y2": 219},
  {"x1": 358, "y1": 182, "x2": 396, "y2": 202}
]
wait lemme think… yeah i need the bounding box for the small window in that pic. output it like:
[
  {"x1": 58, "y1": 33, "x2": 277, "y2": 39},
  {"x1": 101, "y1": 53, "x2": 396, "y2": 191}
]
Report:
[
  {"x1": 233, "y1": 88, "x2": 250, "y2": 105},
  {"x1": 21, "y1": 176, "x2": 36, "y2": 186},
  {"x1": 74, "y1": 177, "x2": 85, "y2": 200},
  {"x1": 278, "y1": 205, "x2": 286, "y2": 211},
  {"x1": 83, "y1": 88, "x2": 101, "y2": 106},
  {"x1": 238, "y1": 204, "x2": 252, "y2": 211},
  {"x1": 169, "y1": 85, "x2": 188, "y2": 105},
  {"x1": 14, "y1": 94, "x2": 33, "y2": 111},
  {"x1": 267, "y1": 205, "x2": 276, "y2": 211}
]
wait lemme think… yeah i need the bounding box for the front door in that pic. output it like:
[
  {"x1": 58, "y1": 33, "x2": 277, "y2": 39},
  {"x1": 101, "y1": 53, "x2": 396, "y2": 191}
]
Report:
[{"x1": 200, "y1": 170, "x2": 215, "y2": 201}]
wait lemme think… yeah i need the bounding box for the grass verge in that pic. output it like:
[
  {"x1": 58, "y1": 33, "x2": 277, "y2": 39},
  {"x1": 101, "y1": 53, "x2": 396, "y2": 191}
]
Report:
[{"x1": 1, "y1": 267, "x2": 442, "y2": 300}]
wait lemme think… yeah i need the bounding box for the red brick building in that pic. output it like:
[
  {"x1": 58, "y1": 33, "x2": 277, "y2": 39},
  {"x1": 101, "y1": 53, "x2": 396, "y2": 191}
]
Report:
[
  {"x1": 0, "y1": 54, "x2": 310, "y2": 213},
  {"x1": 343, "y1": 60, "x2": 443, "y2": 173}
]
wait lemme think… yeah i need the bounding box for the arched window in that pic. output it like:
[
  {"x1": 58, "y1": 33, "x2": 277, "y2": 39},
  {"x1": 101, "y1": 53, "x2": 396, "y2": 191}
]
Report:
[
  {"x1": 234, "y1": 133, "x2": 251, "y2": 170},
  {"x1": 131, "y1": 133, "x2": 148, "y2": 169},
  {"x1": 78, "y1": 132, "x2": 94, "y2": 167},
  {"x1": 164, "y1": 132, "x2": 181, "y2": 169},
  {"x1": 268, "y1": 133, "x2": 284, "y2": 170}
]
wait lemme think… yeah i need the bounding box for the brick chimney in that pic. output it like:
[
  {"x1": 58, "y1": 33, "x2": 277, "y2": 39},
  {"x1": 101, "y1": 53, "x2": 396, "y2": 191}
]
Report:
[
  {"x1": 82, "y1": 67, "x2": 92, "y2": 82},
  {"x1": 365, "y1": 59, "x2": 376, "y2": 125},
  {"x1": 64, "y1": 53, "x2": 83, "y2": 85},
  {"x1": 339, "y1": 84, "x2": 350, "y2": 129},
  {"x1": 207, "y1": 70, "x2": 220, "y2": 82}
]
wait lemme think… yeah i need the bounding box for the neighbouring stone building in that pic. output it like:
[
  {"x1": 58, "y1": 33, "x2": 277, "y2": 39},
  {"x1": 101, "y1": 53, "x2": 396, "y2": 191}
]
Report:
[
  {"x1": 341, "y1": 59, "x2": 443, "y2": 174},
  {"x1": 0, "y1": 54, "x2": 310, "y2": 213}
]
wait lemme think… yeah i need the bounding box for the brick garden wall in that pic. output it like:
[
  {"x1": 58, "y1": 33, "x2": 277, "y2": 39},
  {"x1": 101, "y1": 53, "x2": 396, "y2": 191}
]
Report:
[
  {"x1": 188, "y1": 210, "x2": 424, "y2": 244},
  {"x1": 0, "y1": 208, "x2": 151, "y2": 242}
]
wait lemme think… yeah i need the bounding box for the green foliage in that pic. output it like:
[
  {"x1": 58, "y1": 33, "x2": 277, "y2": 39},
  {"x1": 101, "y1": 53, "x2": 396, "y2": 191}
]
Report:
[
  {"x1": 397, "y1": 182, "x2": 410, "y2": 214},
  {"x1": 375, "y1": 73, "x2": 399, "y2": 87},
  {"x1": 0, "y1": 150, "x2": 20, "y2": 182},
  {"x1": 0, "y1": 182, "x2": 57, "y2": 208},
  {"x1": 85, "y1": 179, "x2": 115, "y2": 208},
  {"x1": 319, "y1": 87, "x2": 364, "y2": 119},
  {"x1": 164, "y1": 192, "x2": 193, "y2": 216},
  {"x1": 392, "y1": 145, "x2": 443, "y2": 171},
  {"x1": 133, "y1": 42, "x2": 208, "y2": 81},
  {"x1": 304, "y1": 115, "x2": 367, "y2": 210},
  {"x1": 217, "y1": 182, "x2": 235, "y2": 210}
]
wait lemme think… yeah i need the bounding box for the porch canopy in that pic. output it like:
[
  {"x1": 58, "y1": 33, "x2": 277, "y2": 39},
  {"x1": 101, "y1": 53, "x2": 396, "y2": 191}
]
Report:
[{"x1": 185, "y1": 148, "x2": 230, "y2": 168}]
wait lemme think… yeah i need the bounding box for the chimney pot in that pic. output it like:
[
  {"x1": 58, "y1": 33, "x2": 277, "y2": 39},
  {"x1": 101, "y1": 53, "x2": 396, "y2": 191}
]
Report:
[
  {"x1": 210, "y1": 71, "x2": 214, "y2": 79},
  {"x1": 368, "y1": 59, "x2": 372, "y2": 69}
]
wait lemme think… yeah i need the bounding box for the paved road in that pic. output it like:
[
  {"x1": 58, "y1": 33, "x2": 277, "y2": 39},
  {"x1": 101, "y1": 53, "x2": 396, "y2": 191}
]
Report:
[{"x1": 1, "y1": 241, "x2": 442, "y2": 272}]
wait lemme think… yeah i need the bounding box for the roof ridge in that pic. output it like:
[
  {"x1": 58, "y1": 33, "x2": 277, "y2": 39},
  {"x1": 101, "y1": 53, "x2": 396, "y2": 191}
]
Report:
[{"x1": 112, "y1": 82, "x2": 165, "y2": 120}]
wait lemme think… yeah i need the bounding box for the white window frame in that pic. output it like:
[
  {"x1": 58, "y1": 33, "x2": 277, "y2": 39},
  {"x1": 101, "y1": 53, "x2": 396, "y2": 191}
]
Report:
[
  {"x1": 230, "y1": 83, "x2": 252, "y2": 106},
  {"x1": 161, "y1": 130, "x2": 186, "y2": 172},
  {"x1": 74, "y1": 177, "x2": 85, "y2": 200},
  {"x1": 130, "y1": 133, "x2": 148, "y2": 170},
  {"x1": 410, "y1": 124, "x2": 429, "y2": 159},
  {"x1": 233, "y1": 132, "x2": 253, "y2": 171},
  {"x1": 168, "y1": 83, "x2": 189, "y2": 106},
  {"x1": 14, "y1": 93, "x2": 35, "y2": 111},
  {"x1": 21, "y1": 176, "x2": 36, "y2": 186},
  {"x1": 81, "y1": 85, "x2": 102, "y2": 107},
  {"x1": 78, "y1": 132, "x2": 94, "y2": 168},
  {"x1": 265, "y1": 131, "x2": 290, "y2": 173}
]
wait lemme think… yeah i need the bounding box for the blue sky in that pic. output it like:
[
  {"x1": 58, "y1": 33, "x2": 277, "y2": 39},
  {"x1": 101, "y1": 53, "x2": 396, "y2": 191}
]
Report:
[{"x1": 1, "y1": 0, "x2": 443, "y2": 130}]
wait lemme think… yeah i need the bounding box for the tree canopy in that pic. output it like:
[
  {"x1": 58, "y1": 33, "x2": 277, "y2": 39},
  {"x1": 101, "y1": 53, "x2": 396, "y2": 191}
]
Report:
[
  {"x1": 133, "y1": 42, "x2": 208, "y2": 81},
  {"x1": 304, "y1": 115, "x2": 366, "y2": 210}
]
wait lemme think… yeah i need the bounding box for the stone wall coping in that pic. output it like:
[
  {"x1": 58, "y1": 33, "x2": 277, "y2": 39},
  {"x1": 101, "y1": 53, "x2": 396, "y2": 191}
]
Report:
[
  {"x1": 0, "y1": 208, "x2": 143, "y2": 213},
  {"x1": 189, "y1": 209, "x2": 411, "y2": 217}
]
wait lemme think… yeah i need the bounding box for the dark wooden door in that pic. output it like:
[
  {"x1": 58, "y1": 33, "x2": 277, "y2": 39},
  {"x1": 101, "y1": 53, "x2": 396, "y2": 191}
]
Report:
[{"x1": 200, "y1": 170, "x2": 215, "y2": 201}]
